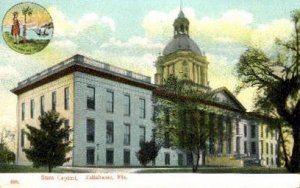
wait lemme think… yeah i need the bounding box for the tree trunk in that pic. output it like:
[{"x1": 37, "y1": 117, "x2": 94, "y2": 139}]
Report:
[
  {"x1": 192, "y1": 150, "x2": 200, "y2": 173},
  {"x1": 289, "y1": 125, "x2": 300, "y2": 172},
  {"x1": 23, "y1": 15, "x2": 27, "y2": 43},
  {"x1": 202, "y1": 149, "x2": 206, "y2": 166},
  {"x1": 48, "y1": 163, "x2": 52, "y2": 173},
  {"x1": 278, "y1": 125, "x2": 290, "y2": 168}
]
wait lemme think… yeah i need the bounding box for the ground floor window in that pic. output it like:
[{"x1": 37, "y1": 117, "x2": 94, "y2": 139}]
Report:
[
  {"x1": 165, "y1": 153, "x2": 170, "y2": 165},
  {"x1": 178, "y1": 153, "x2": 183, "y2": 166},
  {"x1": 244, "y1": 141, "x2": 248, "y2": 154},
  {"x1": 251, "y1": 142, "x2": 256, "y2": 155},
  {"x1": 106, "y1": 149, "x2": 114, "y2": 165},
  {"x1": 86, "y1": 148, "x2": 95, "y2": 165},
  {"x1": 124, "y1": 150, "x2": 130, "y2": 165}
]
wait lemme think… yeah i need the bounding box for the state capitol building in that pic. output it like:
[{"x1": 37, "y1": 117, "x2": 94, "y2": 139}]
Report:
[{"x1": 12, "y1": 10, "x2": 279, "y2": 167}]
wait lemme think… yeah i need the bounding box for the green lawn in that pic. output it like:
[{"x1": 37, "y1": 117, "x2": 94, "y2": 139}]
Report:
[
  {"x1": 138, "y1": 166, "x2": 289, "y2": 174},
  {"x1": 2, "y1": 32, "x2": 50, "y2": 54},
  {"x1": 0, "y1": 164, "x2": 289, "y2": 173},
  {"x1": 0, "y1": 164, "x2": 78, "y2": 173}
]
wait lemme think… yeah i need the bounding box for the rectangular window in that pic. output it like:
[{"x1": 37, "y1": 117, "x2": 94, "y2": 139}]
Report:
[
  {"x1": 106, "y1": 121, "x2": 114, "y2": 144},
  {"x1": 271, "y1": 130, "x2": 274, "y2": 139},
  {"x1": 40, "y1": 95, "x2": 45, "y2": 116},
  {"x1": 266, "y1": 127, "x2": 269, "y2": 138},
  {"x1": 52, "y1": 91, "x2": 56, "y2": 111},
  {"x1": 266, "y1": 143, "x2": 269, "y2": 154},
  {"x1": 64, "y1": 87, "x2": 69, "y2": 110},
  {"x1": 124, "y1": 95, "x2": 130, "y2": 116},
  {"x1": 271, "y1": 143, "x2": 273, "y2": 155},
  {"x1": 106, "y1": 90, "x2": 114, "y2": 113},
  {"x1": 21, "y1": 103, "x2": 25, "y2": 121},
  {"x1": 244, "y1": 125, "x2": 247, "y2": 137},
  {"x1": 165, "y1": 153, "x2": 170, "y2": 165},
  {"x1": 139, "y1": 126, "x2": 146, "y2": 146},
  {"x1": 251, "y1": 125, "x2": 256, "y2": 138},
  {"x1": 30, "y1": 99, "x2": 34, "y2": 119},
  {"x1": 244, "y1": 141, "x2": 248, "y2": 154},
  {"x1": 236, "y1": 120, "x2": 239, "y2": 135},
  {"x1": 21, "y1": 129, "x2": 25, "y2": 147},
  {"x1": 106, "y1": 149, "x2": 114, "y2": 165},
  {"x1": 64, "y1": 120, "x2": 70, "y2": 141},
  {"x1": 261, "y1": 141, "x2": 264, "y2": 155},
  {"x1": 178, "y1": 153, "x2": 183, "y2": 166},
  {"x1": 124, "y1": 150, "x2": 130, "y2": 165},
  {"x1": 139, "y1": 98, "x2": 146, "y2": 119},
  {"x1": 124, "y1": 123, "x2": 130, "y2": 146},
  {"x1": 87, "y1": 86, "x2": 95, "y2": 110},
  {"x1": 251, "y1": 142, "x2": 256, "y2": 154},
  {"x1": 86, "y1": 119, "x2": 95, "y2": 142},
  {"x1": 236, "y1": 137, "x2": 240, "y2": 154},
  {"x1": 86, "y1": 148, "x2": 95, "y2": 165}
]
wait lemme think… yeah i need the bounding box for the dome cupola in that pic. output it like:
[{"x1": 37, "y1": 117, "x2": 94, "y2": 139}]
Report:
[{"x1": 162, "y1": 10, "x2": 202, "y2": 56}]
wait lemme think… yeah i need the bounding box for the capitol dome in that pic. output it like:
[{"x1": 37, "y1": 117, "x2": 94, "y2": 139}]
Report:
[
  {"x1": 162, "y1": 10, "x2": 202, "y2": 56},
  {"x1": 162, "y1": 34, "x2": 202, "y2": 55}
]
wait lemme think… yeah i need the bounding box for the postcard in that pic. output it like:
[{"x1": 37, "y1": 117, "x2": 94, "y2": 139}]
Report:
[{"x1": 0, "y1": 1, "x2": 299, "y2": 188}]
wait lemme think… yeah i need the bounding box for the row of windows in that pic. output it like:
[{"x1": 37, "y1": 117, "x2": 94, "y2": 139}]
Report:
[
  {"x1": 266, "y1": 157, "x2": 276, "y2": 166},
  {"x1": 86, "y1": 86, "x2": 146, "y2": 119},
  {"x1": 243, "y1": 125, "x2": 256, "y2": 138},
  {"x1": 243, "y1": 141, "x2": 257, "y2": 154},
  {"x1": 86, "y1": 119, "x2": 146, "y2": 146},
  {"x1": 86, "y1": 148, "x2": 184, "y2": 166},
  {"x1": 21, "y1": 119, "x2": 70, "y2": 147},
  {"x1": 261, "y1": 141, "x2": 276, "y2": 155},
  {"x1": 260, "y1": 126, "x2": 276, "y2": 139},
  {"x1": 21, "y1": 87, "x2": 69, "y2": 121},
  {"x1": 236, "y1": 138, "x2": 257, "y2": 155}
]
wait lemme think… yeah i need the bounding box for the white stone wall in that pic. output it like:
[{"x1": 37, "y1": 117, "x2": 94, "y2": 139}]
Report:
[
  {"x1": 16, "y1": 74, "x2": 74, "y2": 165},
  {"x1": 72, "y1": 72, "x2": 185, "y2": 166},
  {"x1": 258, "y1": 123, "x2": 278, "y2": 167}
]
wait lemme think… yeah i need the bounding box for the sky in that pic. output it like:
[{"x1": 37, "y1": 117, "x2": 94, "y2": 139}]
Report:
[{"x1": 0, "y1": 0, "x2": 299, "y2": 130}]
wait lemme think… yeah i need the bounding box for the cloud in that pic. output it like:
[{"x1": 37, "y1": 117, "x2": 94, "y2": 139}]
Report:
[
  {"x1": 142, "y1": 7, "x2": 293, "y2": 47},
  {"x1": 0, "y1": 65, "x2": 20, "y2": 80},
  {"x1": 207, "y1": 53, "x2": 255, "y2": 110},
  {"x1": 99, "y1": 37, "x2": 163, "y2": 56},
  {"x1": 250, "y1": 19, "x2": 293, "y2": 50},
  {"x1": 48, "y1": 7, "x2": 115, "y2": 42}
]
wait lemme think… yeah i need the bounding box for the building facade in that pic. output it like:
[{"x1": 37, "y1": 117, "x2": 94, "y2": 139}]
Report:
[{"x1": 12, "y1": 10, "x2": 279, "y2": 167}]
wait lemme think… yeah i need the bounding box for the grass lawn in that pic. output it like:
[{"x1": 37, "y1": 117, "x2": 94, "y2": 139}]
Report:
[
  {"x1": 0, "y1": 164, "x2": 79, "y2": 173},
  {"x1": 2, "y1": 32, "x2": 50, "y2": 54},
  {"x1": 138, "y1": 166, "x2": 289, "y2": 174}
]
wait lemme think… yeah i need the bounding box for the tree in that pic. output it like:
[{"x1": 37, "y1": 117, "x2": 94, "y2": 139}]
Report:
[
  {"x1": 136, "y1": 139, "x2": 160, "y2": 166},
  {"x1": 136, "y1": 140, "x2": 160, "y2": 167},
  {"x1": 154, "y1": 76, "x2": 211, "y2": 172},
  {"x1": 236, "y1": 10, "x2": 300, "y2": 172},
  {"x1": 22, "y1": 6, "x2": 33, "y2": 43},
  {"x1": 24, "y1": 111, "x2": 72, "y2": 172},
  {"x1": 0, "y1": 142, "x2": 15, "y2": 164}
]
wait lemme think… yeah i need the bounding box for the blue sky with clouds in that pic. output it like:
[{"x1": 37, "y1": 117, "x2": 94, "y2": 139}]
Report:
[{"x1": 0, "y1": 0, "x2": 299, "y2": 128}]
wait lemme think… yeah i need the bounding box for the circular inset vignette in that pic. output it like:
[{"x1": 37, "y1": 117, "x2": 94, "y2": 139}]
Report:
[{"x1": 1, "y1": 2, "x2": 54, "y2": 55}]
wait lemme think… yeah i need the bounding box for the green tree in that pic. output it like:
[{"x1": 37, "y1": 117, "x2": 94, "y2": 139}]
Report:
[
  {"x1": 24, "y1": 111, "x2": 72, "y2": 172},
  {"x1": 236, "y1": 10, "x2": 300, "y2": 172},
  {"x1": 22, "y1": 6, "x2": 33, "y2": 43},
  {"x1": 136, "y1": 140, "x2": 160, "y2": 166},
  {"x1": 0, "y1": 143, "x2": 15, "y2": 164},
  {"x1": 154, "y1": 76, "x2": 211, "y2": 172}
]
